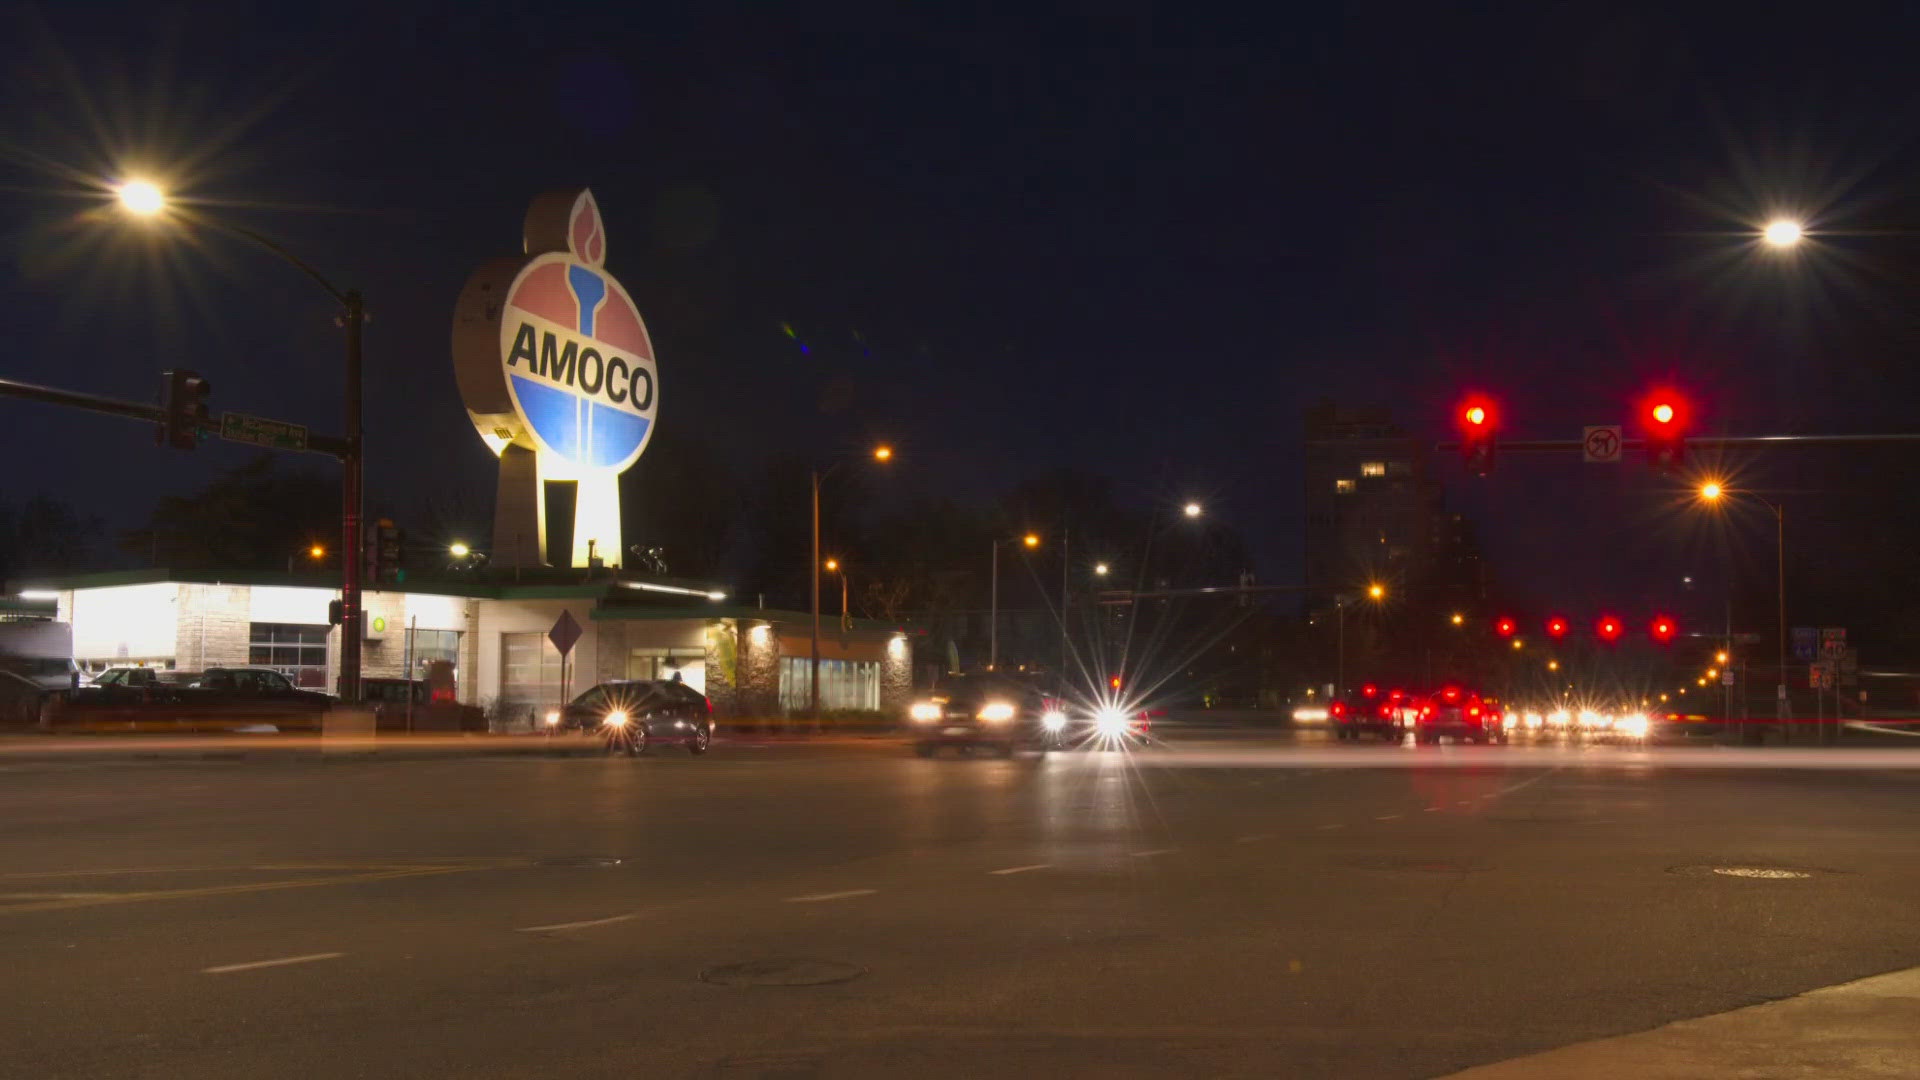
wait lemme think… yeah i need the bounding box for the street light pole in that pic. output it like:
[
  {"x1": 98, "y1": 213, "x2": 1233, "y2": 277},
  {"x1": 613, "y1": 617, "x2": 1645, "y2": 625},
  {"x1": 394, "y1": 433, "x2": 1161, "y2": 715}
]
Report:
[
  {"x1": 340, "y1": 291, "x2": 364, "y2": 705},
  {"x1": 1773, "y1": 499, "x2": 1787, "y2": 727},
  {"x1": 989, "y1": 540, "x2": 999, "y2": 671},
  {"x1": 1336, "y1": 598, "x2": 1346, "y2": 698},
  {"x1": 810, "y1": 467, "x2": 822, "y2": 725}
]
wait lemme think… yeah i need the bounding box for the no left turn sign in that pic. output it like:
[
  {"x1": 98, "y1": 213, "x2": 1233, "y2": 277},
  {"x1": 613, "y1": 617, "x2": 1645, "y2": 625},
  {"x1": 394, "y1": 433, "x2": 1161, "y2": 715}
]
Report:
[{"x1": 1583, "y1": 425, "x2": 1622, "y2": 463}]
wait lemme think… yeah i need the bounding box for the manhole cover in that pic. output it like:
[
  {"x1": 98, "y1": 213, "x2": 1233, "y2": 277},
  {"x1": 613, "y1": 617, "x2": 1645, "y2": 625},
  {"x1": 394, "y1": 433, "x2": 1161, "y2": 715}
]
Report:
[
  {"x1": 533, "y1": 857, "x2": 624, "y2": 868},
  {"x1": 1670, "y1": 864, "x2": 1821, "y2": 880},
  {"x1": 701, "y1": 958, "x2": 866, "y2": 987},
  {"x1": 1340, "y1": 856, "x2": 1491, "y2": 874}
]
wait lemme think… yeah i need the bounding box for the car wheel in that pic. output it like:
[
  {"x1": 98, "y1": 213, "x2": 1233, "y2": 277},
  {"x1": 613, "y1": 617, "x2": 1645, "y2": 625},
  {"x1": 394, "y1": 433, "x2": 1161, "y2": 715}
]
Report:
[{"x1": 689, "y1": 724, "x2": 711, "y2": 755}]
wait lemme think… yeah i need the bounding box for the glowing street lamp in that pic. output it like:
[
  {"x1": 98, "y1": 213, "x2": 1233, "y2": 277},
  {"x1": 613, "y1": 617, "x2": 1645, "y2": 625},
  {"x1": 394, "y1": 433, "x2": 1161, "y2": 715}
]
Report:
[
  {"x1": 308, "y1": 544, "x2": 326, "y2": 560},
  {"x1": 115, "y1": 179, "x2": 370, "y2": 699},
  {"x1": 1762, "y1": 219, "x2": 1804, "y2": 248},
  {"x1": 1696, "y1": 478, "x2": 1789, "y2": 730},
  {"x1": 812, "y1": 445, "x2": 894, "y2": 719},
  {"x1": 116, "y1": 179, "x2": 167, "y2": 216},
  {"x1": 824, "y1": 558, "x2": 849, "y2": 630},
  {"x1": 989, "y1": 531, "x2": 1041, "y2": 670},
  {"x1": 1094, "y1": 562, "x2": 1109, "y2": 577},
  {"x1": 1450, "y1": 612, "x2": 1464, "y2": 626},
  {"x1": 1182, "y1": 502, "x2": 1203, "y2": 518},
  {"x1": 449, "y1": 541, "x2": 471, "y2": 559},
  {"x1": 1367, "y1": 583, "x2": 1385, "y2": 601}
]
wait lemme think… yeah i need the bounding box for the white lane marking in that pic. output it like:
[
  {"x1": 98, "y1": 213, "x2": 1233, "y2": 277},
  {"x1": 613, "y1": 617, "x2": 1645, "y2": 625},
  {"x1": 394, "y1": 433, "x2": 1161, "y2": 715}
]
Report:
[
  {"x1": 1316, "y1": 823, "x2": 1344, "y2": 830},
  {"x1": 785, "y1": 889, "x2": 877, "y2": 903},
  {"x1": 1233, "y1": 834, "x2": 1270, "y2": 844},
  {"x1": 202, "y1": 952, "x2": 342, "y2": 975},
  {"x1": 989, "y1": 863, "x2": 1052, "y2": 875},
  {"x1": 1130, "y1": 848, "x2": 1176, "y2": 858},
  {"x1": 1457, "y1": 799, "x2": 1474, "y2": 806},
  {"x1": 517, "y1": 913, "x2": 637, "y2": 933},
  {"x1": 1422, "y1": 806, "x2": 1442, "y2": 812},
  {"x1": 1374, "y1": 813, "x2": 1402, "y2": 821}
]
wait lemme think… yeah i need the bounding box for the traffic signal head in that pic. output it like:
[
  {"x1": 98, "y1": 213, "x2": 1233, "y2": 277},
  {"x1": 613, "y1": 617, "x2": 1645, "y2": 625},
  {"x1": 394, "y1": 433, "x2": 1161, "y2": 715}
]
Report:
[
  {"x1": 1494, "y1": 616, "x2": 1517, "y2": 638},
  {"x1": 1596, "y1": 615, "x2": 1623, "y2": 642},
  {"x1": 1640, "y1": 389, "x2": 1689, "y2": 472},
  {"x1": 1457, "y1": 397, "x2": 1497, "y2": 476},
  {"x1": 160, "y1": 369, "x2": 211, "y2": 450},
  {"x1": 1650, "y1": 615, "x2": 1677, "y2": 644},
  {"x1": 1545, "y1": 615, "x2": 1568, "y2": 639}
]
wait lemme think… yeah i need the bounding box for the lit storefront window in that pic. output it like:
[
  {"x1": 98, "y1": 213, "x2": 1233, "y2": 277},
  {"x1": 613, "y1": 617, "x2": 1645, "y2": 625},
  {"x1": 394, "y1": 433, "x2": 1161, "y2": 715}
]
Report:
[{"x1": 778, "y1": 657, "x2": 879, "y2": 713}]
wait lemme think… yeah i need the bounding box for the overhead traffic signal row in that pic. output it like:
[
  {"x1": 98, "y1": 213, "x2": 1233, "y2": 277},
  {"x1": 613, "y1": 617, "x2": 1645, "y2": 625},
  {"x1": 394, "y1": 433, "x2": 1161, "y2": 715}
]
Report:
[
  {"x1": 1454, "y1": 391, "x2": 1692, "y2": 475},
  {"x1": 1485, "y1": 612, "x2": 1679, "y2": 644}
]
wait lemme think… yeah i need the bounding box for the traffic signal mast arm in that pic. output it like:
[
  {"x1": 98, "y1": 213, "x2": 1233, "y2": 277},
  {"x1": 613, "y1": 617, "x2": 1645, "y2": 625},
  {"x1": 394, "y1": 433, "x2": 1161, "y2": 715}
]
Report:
[
  {"x1": 1431, "y1": 433, "x2": 1920, "y2": 454},
  {"x1": 0, "y1": 374, "x2": 349, "y2": 457}
]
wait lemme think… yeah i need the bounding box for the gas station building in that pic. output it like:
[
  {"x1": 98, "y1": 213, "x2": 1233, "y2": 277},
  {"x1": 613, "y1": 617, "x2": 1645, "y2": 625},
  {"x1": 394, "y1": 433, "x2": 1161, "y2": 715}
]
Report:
[{"x1": 30, "y1": 568, "x2": 911, "y2": 728}]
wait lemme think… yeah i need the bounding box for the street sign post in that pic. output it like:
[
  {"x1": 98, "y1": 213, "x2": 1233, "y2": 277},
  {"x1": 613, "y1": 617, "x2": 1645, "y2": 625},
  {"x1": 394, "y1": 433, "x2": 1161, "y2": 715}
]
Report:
[
  {"x1": 219, "y1": 411, "x2": 309, "y2": 451},
  {"x1": 1820, "y1": 628, "x2": 1847, "y2": 659},
  {"x1": 1792, "y1": 627, "x2": 1818, "y2": 662},
  {"x1": 1581, "y1": 425, "x2": 1622, "y2": 463},
  {"x1": 549, "y1": 610, "x2": 582, "y2": 731}
]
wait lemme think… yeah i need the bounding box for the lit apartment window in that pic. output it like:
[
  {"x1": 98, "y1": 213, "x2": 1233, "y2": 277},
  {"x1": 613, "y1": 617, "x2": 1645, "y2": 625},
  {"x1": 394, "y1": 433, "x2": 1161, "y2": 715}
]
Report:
[
  {"x1": 1360, "y1": 461, "x2": 1386, "y2": 477},
  {"x1": 1335, "y1": 478, "x2": 1356, "y2": 494}
]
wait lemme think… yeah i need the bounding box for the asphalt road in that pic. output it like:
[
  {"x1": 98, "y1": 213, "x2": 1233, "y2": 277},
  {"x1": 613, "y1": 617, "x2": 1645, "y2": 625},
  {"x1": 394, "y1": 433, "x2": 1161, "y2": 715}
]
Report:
[{"x1": 4, "y1": 726, "x2": 1920, "y2": 1079}]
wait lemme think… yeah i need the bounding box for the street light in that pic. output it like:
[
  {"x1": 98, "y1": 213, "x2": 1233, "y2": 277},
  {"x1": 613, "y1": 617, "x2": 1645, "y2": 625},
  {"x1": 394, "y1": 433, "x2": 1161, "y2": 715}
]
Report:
[
  {"x1": 1094, "y1": 562, "x2": 1110, "y2": 577},
  {"x1": 825, "y1": 558, "x2": 849, "y2": 631},
  {"x1": 116, "y1": 180, "x2": 166, "y2": 216},
  {"x1": 308, "y1": 544, "x2": 326, "y2": 560},
  {"x1": 812, "y1": 446, "x2": 893, "y2": 721},
  {"x1": 1333, "y1": 583, "x2": 1387, "y2": 699},
  {"x1": 1182, "y1": 502, "x2": 1203, "y2": 518},
  {"x1": 1547, "y1": 659, "x2": 1559, "y2": 672},
  {"x1": 116, "y1": 180, "x2": 369, "y2": 702},
  {"x1": 989, "y1": 532, "x2": 1041, "y2": 670},
  {"x1": 1697, "y1": 478, "x2": 1789, "y2": 731},
  {"x1": 449, "y1": 541, "x2": 471, "y2": 559},
  {"x1": 1450, "y1": 612, "x2": 1464, "y2": 626},
  {"x1": 1762, "y1": 219, "x2": 1805, "y2": 248}
]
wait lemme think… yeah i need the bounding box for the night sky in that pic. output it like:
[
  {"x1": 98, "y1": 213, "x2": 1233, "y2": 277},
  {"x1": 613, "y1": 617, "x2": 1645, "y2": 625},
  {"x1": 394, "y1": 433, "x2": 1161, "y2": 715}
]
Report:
[{"x1": 6, "y1": 4, "x2": 1920, "y2": 637}]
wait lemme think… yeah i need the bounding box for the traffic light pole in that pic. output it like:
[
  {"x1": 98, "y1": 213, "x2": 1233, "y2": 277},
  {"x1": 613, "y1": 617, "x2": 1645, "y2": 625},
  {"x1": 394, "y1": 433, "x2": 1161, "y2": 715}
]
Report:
[
  {"x1": 0, "y1": 377, "x2": 349, "y2": 455},
  {"x1": 339, "y1": 291, "x2": 365, "y2": 706}
]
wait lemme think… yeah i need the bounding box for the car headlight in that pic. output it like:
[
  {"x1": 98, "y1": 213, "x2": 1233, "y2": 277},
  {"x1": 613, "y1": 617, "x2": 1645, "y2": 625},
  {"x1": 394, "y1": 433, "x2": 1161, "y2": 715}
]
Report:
[
  {"x1": 1617, "y1": 714, "x2": 1649, "y2": 738},
  {"x1": 909, "y1": 702, "x2": 941, "y2": 723},
  {"x1": 978, "y1": 701, "x2": 1015, "y2": 723},
  {"x1": 544, "y1": 709, "x2": 561, "y2": 726},
  {"x1": 1041, "y1": 710, "x2": 1067, "y2": 732},
  {"x1": 604, "y1": 709, "x2": 629, "y2": 728},
  {"x1": 1095, "y1": 709, "x2": 1128, "y2": 737}
]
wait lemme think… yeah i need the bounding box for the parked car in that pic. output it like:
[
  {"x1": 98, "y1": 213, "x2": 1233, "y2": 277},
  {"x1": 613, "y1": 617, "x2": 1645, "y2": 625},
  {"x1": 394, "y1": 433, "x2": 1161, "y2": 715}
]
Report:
[
  {"x1": 557, "y1": 679, "x2": 713, "y2": 755},
  {"x1": 60, "y1": 665, "x2": 331, "y2": 731},
  {"x1": 361, "y1": 677, "x2": 485, "y2": 732}
]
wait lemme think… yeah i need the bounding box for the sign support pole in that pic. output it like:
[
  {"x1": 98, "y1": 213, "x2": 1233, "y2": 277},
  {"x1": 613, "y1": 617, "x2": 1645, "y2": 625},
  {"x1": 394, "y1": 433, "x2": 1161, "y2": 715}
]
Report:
[{"x1": 340, "y1": 291, "x2": 365, "y2": 706}]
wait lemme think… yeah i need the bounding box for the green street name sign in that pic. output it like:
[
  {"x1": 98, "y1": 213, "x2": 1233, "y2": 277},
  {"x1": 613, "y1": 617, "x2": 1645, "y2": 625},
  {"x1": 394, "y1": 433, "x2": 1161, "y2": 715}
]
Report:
[{"x1": 219, "y1": 411, "x2": 308, "y2": 451}]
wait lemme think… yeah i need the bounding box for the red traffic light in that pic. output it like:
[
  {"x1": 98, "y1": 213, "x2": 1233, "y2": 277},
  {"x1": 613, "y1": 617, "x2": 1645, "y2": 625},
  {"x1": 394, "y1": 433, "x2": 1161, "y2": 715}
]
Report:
[
  {"x1": 1545, "y1": 615, "x2": 1568, "y2": 639},
  {"x1": 1650, "y1": 615, "x2": 1677, "y2": 644},
  {"x1": 1595, "y1": 615, "x2": 1623, "y2": 642},
  {"x1": 1494, "y1": 616, "x2": 1516, "y2": 638},
  {"x1": 1457, "y1": 397, "x2": 1499, "y2": 476}
]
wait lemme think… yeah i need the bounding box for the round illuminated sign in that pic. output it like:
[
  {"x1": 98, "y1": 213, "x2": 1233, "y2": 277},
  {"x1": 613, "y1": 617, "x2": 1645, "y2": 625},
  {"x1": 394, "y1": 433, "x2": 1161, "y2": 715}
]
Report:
[
  {"x1": 453, "y1": 189, "x2": 659, "y2": 477},
  {"x1": 372, "y1": 616, "x2": 387, "y2": 633}
]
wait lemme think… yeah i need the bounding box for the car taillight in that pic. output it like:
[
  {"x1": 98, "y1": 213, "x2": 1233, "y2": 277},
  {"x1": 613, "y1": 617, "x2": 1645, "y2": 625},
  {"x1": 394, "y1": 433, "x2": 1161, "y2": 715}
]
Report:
[
  {"x1": 1467, "y1": 705, "x2": 1480, "y2": 718},
  {"x1": 1378, "y1": 705, "x2": 1391, "y2": 718},
  {"x1": 1331, "y1": 702, "x2": 1346, "y2": 717}
]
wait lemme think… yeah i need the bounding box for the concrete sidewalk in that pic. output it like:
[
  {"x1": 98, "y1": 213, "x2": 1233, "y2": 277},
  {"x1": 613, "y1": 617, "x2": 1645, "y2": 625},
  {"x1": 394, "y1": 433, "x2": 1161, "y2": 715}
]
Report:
[{"x1": 1442, "y1": 965, "x2": 1920, "y2": 1079}]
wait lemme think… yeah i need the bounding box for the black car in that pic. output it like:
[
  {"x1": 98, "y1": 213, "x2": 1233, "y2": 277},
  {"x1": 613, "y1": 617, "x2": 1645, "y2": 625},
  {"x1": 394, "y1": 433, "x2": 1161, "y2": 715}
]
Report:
[
  {"x1": 906, "y1": 673, "x2": 1049, "y2": 757},
  {"x1": 558, "y1": 679, "x2": 712, "y2": 755}
]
